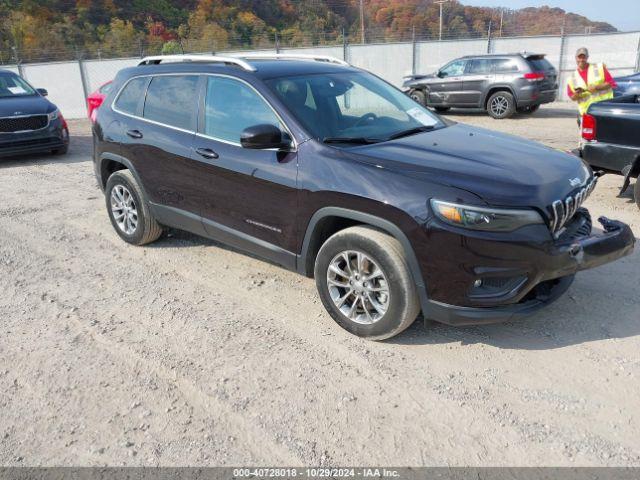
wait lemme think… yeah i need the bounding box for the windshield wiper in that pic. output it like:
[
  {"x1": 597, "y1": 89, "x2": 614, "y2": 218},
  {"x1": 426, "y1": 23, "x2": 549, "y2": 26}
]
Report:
[
  {"x1": 386, "y1": 125, "x2": 435, "y2": 141},
  {"x1": 322, "y1": 136, "x2": 380, "y2": 145}
]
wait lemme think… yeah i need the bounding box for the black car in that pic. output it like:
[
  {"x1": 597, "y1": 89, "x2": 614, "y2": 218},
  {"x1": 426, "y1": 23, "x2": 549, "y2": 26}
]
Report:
[
  {"x1": 93, "y1": 54, "x2": 633, "y2": 340},
  {"x1": 0, "y1": 69, "x2": 69, "y2": 158},
  {"x1": 403, "y1": 53, "x2": 558, "y2": 119},
  {"x1": 580, "y1": 94, "x2": 640, "y2": 208},
  {"x1": 613, "y1": 72, "x2": 640, "y2": 96}
]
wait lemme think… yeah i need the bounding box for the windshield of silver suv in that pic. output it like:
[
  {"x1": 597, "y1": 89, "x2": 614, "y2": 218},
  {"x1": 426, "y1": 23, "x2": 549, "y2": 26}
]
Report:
[
  {"x1": 0, "y1": 72, "x2": 36, "y2": 98},
  {"x1": 266, "y1": 71, "x2": 445, "y2": 144}
]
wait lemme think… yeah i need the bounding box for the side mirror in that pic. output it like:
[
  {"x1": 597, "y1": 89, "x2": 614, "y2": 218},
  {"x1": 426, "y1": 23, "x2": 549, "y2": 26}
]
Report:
[
  {"x1": 437, "y1": 71, "x2": 446, "y2": 78},
  {"x1": 240, "y1": 124, "x2": 290, "y2": 150},
  {"x1": 37, "y1": 88, "x2": 48, "y2": 97}
]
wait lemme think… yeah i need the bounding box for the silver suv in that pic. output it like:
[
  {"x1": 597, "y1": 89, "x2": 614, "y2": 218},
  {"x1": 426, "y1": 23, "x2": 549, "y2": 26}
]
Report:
[{"x1": 403, "y1": 53, "x2": 558, "y2": 119}]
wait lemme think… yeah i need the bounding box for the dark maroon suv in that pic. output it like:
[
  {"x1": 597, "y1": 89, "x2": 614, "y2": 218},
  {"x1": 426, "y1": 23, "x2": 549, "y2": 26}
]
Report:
[{"x1": 92, "y1": 54, "x2": 634, "y2": 340}]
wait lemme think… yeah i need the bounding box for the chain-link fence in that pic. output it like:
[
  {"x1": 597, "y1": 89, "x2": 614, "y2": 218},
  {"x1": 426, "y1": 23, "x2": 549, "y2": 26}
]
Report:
[{"x1": 4, "y1": 30, "x2": 639, "y2": 119}]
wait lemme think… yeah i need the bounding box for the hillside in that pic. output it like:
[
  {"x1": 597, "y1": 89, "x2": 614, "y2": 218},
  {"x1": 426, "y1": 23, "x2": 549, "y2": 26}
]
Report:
[{"x1": 0, "y1": 0, "x2": 617, "y2": 63}]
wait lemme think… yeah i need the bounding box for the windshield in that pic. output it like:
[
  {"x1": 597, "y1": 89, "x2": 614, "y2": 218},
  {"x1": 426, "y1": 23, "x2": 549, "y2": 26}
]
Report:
[
  {"x1": 266, "y1": 71, "x2": 444, "y2": 143},
  {"x1": 0, "y1": 72, "x2": 36, "y2": 98}
]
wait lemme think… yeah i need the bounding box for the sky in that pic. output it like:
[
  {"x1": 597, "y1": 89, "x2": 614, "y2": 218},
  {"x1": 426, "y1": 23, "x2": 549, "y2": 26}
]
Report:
[{"x1": 461, "y1": 0, "x2": 640, "y2": 31}]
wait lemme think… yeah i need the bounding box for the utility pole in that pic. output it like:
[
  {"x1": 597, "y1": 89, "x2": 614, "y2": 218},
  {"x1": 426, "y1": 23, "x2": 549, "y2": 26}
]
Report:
[
  {"x1": 435, "y1": 0, "x2": 449, "y2": 41},
  {"x1": 359, "y1": 0, "x2": 365, "y2": 44}
]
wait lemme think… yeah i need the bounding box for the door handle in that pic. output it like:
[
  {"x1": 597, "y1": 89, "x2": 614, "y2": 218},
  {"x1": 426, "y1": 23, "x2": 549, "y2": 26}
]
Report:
[
  {"x1": 195, "y1": 147, "x2": 219, "y2": 160},
  {"x1": 126, "y1": 129, "x2": 143, "y2": 139}
]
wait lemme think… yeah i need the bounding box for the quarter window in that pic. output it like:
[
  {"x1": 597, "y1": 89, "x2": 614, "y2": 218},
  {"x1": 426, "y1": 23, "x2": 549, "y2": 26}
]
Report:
[
  {"x1": 203, "y1": 76, "x2": 283, "y2": 144},
  {"x1": 114, "y1": 77, "x2": 147, "y2": 115},
  {"x1": 494, "y1": 59, "x2": 519, "y2": 73},
  {"x1": 144, "y1": 75, "x2": 199, "y2": 130}
]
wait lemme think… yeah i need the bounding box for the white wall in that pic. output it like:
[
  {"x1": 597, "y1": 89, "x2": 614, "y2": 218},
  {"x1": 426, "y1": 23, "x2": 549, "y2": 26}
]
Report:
[
  {"x1": 4, "y1": 31, "x2": 638, "y2": 118},
  {"x1": 21, "y1": 61, "x2": 88, "y2": 119}
]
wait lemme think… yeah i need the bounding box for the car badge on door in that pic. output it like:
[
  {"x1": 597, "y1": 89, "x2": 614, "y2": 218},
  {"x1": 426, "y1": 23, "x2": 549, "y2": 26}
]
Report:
[{"x1": 569, "y1": 177, "x2": 582, "y2": 187}]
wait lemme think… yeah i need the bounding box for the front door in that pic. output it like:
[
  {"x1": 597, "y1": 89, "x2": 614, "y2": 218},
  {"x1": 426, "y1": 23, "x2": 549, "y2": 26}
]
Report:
[
  {"x1": 429, "y1": 59, "x2": 467, "y2": 106},
  {"x1": 191, "y1": 75, "x2": 299, "y2": 267}
]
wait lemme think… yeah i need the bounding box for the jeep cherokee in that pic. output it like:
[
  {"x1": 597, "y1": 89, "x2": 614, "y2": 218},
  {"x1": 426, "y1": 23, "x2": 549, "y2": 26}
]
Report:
[{"x1": 92, "y1": 54, "x2": 634, "y2": 340}]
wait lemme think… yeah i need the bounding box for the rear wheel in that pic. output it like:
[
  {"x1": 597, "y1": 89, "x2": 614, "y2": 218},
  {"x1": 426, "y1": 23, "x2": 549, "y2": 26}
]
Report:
[
  {"x1": 518, "y1": 104, "x2": 540, "y2": 114},
  {"x1": 314, "y1": 226, "x2": 420, "y2": 341},
  {"x1": 487, "y1": 91, "x2": 516, "y2": 119},
  {"x1": 634, "y1": 179, "x2": 640, "y2": 210},
  {"x1": 409, "y1": 89, "x2": 426, "y2": 106},
  {"x1": 105, "y1": 170, "x2": 163, "y2": 245}
]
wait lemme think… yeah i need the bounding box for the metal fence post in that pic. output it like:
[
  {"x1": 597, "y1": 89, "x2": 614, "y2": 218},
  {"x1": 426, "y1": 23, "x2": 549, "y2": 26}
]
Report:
[
  {"x1": 77, "y1": 57, "x2": 90, "y2": 112},
  {"x1": 275, "y1": 32, "x2": 280, "y2": 53},
  {"x1": 412, "y1": 26, "x2": 417, "y2": 75},
  {"x1": 635, "y1": 33, "x2": 640, "y2": 72},
  {"x1": 558, "y1": 27, "x2": 567, "y2": 99},
  {"x1": 487, "y1": 21, "x2": 492, "y2": 53},
  {"x1": 343, "y1": 28, "x2": 349, "y2": 63}
]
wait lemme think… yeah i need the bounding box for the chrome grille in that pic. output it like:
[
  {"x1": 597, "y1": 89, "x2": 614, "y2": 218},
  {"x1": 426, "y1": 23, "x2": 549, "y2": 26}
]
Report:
[
  {"x1": 0, "y1": 115, "x2": 49, "y2": 133},
  {"x1": 548, "y1": 177, "x2": 597, "y2": 235}
]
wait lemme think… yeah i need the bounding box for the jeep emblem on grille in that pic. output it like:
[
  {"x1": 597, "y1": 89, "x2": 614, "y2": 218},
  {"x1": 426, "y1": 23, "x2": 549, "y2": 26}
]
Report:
[{"x1": 569, "y1": 177, "x2": 582, "y2": 187}]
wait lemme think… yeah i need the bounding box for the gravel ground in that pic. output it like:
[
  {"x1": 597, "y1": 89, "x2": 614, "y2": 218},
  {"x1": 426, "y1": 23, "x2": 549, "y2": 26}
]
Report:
[{"x1": 0, "y1": 103, "x2": 638, "y2": 467}]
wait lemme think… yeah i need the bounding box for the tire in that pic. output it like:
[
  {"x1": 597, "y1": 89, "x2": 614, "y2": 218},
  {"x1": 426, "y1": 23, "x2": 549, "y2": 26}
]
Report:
[
  {"x1": 517, "y1": 104, "x2": 540, "y2": 114},
  {"x1": 434, "y1": 106, "x2": 451, "y2": 113},
  {"x1": 314, "y1": 226, "x2": 420, "y2": 341},
  {"x1": 409, "y1": 89, "x2": 426, "y2": 106},
  {"x1": 105, "y1": 169, "x2": 163, "y2": 246},
  {"x1": 52, "y1": 144, "x2": 68, "y2": 155},
  {"x1": 487, "y1": 91, "x2": 516, "y2": 119},
  {"x1": 634, "y1": 179, "x2": 640, "y2": 210}
]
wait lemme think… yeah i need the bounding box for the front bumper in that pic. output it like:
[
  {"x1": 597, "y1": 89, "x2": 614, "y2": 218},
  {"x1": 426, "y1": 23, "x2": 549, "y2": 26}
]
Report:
[
  {"x1": 0, "y1": 119, "x2": 69, "y2": 158},
  {"x1": 420, "y1": 213, "x2": 634, "y2": 326}
]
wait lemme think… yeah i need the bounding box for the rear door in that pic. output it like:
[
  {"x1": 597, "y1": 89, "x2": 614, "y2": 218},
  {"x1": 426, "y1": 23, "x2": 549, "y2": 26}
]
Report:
[
  {"x1": 129, "y1": 74, "x2": 200, "y2": 215},
  {"x1": 462, "y1": 58, "x2": 495, "y2": 107},
  {"x1": 428, "y1": 59, "x2": 467, "y2": 106}
]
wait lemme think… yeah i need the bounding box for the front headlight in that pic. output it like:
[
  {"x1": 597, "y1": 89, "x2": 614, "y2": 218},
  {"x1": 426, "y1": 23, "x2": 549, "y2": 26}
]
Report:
[
  {"x1": 430, "y1": 199, "x2": 545, "y2": 232},
  {"x1": 48, "y1": 109, "x2": 60, "y2": 121}
]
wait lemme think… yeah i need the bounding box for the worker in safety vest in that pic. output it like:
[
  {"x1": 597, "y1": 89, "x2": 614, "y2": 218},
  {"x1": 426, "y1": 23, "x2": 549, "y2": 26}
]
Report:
[{"x1": 567, "y1": 47, "x2": 616, "y2": 120}]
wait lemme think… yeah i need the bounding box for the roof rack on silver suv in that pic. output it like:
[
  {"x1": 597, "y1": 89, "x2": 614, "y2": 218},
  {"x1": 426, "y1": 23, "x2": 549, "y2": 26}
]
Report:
[
  {"x1": 232, "y1": 53, "x2": 350, "y2": 66},
  {"x1": 137, "y1": 55, "x2": 257, "y2": 72}
]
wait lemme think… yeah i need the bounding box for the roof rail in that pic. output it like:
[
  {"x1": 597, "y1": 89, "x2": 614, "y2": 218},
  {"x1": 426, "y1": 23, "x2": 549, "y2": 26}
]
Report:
[
  {"x1": 233, "y1": 53, "x2": 350, "y2": 67},
  {"x1": 137, "y1": 55, "x2": 256, "y2": 72}
]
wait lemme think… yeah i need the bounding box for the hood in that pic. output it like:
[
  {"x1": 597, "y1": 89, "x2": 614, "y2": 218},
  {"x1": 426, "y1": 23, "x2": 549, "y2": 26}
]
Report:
[
  {"x1": 0, "y1": 95, "x2": 55, "y2": 117},
  {"x1": 403, "y1": 73, "x2": 436, "y2": 88},
  {"x1": 346, "y1": 123, "x2": 591, "y2": 208}
]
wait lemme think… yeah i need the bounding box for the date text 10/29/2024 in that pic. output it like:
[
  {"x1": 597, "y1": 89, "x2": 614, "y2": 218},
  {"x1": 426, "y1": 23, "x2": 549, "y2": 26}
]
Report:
[{"x1": 232, "y1": 468, "x2": 401, "y2": 478}]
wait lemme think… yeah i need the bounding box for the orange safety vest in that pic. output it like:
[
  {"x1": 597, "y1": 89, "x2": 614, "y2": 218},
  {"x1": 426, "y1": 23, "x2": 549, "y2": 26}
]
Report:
[{"x1": 567, "y1": 63, "x2": 614, "y2": 115}]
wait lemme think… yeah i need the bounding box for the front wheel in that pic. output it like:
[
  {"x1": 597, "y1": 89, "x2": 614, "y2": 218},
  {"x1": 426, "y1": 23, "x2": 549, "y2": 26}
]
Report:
[
  {"x1": 487, "y1": 91, "x2": 516, "y2": 119},
  {"x1": 409, "y1": 89, "x2": 426, "y2": 106},
  {"x1": 314, "y1": 226, "x2": 420, "y2": 341}
]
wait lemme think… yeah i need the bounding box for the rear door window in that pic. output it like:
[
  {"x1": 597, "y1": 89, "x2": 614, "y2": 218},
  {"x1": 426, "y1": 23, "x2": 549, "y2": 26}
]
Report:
[
  {"x1": 468, "y1": 59, "x2": 494, "y2": 74},
  {"x1": 143, "y1": 75, "x2": 199, "y2": 130},
  {"x1": 114, "y1": 77, "x2": 148, "y2": 115}
]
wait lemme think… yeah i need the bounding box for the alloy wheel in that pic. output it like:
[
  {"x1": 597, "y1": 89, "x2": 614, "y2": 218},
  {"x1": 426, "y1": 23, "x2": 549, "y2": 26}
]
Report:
[
  {"x1": 490, "y1": 96, "x2": 509, "y2": 116},
  {"x1": 110, "y1": 184, "x2": 138, "y2": 235},
  {"x1": 327, "y1": 250, "x2": 390, "y2": 324}
]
